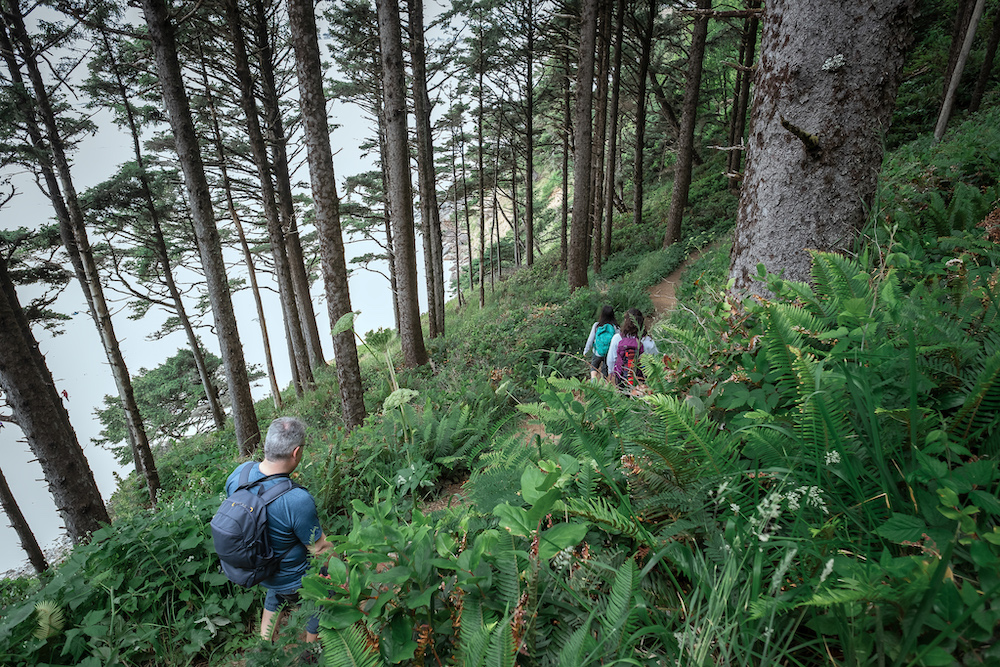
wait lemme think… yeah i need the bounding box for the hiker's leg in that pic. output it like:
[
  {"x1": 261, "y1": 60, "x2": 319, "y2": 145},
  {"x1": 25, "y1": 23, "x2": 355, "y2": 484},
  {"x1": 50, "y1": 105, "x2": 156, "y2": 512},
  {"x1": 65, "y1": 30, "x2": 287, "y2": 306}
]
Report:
[
  {"x1": 261, "y1": 588, "x2": 282, "y2": 640},
  {"x1": 305, "y1": 612, "x2": 320, "y2": 642}
]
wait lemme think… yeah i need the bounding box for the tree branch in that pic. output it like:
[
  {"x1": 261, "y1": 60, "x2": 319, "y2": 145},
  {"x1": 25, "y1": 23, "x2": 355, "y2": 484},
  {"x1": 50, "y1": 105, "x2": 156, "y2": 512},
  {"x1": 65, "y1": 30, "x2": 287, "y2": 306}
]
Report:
[{"x1": 780, "y1": 116, "x2": 822, "y2": 157}]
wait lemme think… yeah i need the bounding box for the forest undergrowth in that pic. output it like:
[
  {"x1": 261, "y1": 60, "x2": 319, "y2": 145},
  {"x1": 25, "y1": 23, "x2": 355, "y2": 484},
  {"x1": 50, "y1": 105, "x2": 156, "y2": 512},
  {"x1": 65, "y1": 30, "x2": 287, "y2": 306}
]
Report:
[{"x1": 2, "y1": 109, "x2": 1000, "y2": 666}]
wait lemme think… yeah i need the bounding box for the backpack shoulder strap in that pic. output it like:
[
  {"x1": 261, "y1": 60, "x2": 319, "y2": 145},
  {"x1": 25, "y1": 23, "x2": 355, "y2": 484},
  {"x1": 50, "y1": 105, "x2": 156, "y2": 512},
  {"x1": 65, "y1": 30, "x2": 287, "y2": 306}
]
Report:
[{"x1": 257, "y1": 476, "x2": 304, "y2": 506}]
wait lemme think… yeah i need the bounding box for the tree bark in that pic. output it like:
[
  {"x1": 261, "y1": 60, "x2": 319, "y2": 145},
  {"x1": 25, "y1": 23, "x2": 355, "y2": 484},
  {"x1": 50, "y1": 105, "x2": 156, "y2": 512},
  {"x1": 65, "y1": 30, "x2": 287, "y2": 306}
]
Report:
[
  {"x1": 0, "y1": 465, "x2": 49, "y2": 573},
  {"x1": 249, "y1": 0, "x2": 326, "y2": 370},
  {"x1": 664, "y1": 0, "x2": 711, "y2": 247},
  {"x1": 726, "y1": 0, "x2": 761, "y2": 190},
  {"x1": 287, "y1": 0, "x2": 369, "y2": 423},
  {"x1": 561, "y1": 43, "x2": 571, "y2": 271},
  {"x1": 602, "y1": 0, "x2": 626, "y2": 261},
  {"x1": 407, "y1": 0, "x2": 446, "y2": 339},
  {"x1": 935, "y1": 0, "x2": 987, "y2": 140},
  {"x1": 0, "y1": 253, "x2": 110, "y2": 542},
  {"x1": 222, "y1": 0, "x2": 314, "y2": 393},
  {"x1": 729, "y1": 0, "x2": 915, "y2": 292},
  {"x1": 139, "y1": 0, "x2": 261, "y2": 456},
  {"x1": 568, "y1": 0, "x2": 599, "y2": 290},
  {"x1": 591, "y1": 0, "x2": 612, "y2": 274},
  {"x1": 374, "y1": 0, "x2": 428, "y2": 366},
  {"x1": 968, "y1": 7, "x2": 1000, "y2": 113},
  {"x1": 631, "y1": 0, "x2": 655, "y2": 228},
  {"x1": 1, "y1": 6, "x2": 160, "y2": 502},
  {"x1": 523, "y1": 0, "x2": 536, "y2": 267}
]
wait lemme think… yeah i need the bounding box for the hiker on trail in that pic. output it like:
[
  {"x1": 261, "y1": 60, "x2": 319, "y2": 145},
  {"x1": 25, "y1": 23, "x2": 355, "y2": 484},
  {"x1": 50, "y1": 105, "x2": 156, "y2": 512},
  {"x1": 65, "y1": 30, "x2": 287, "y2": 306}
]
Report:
[
  {"x1": 608, "y1": 310, "x2": 645, "y2": 389},
  {"x1": 583, "y1": 304, "x2": 618, "y2": 380},
  {"x1": 222, "y1": 417, "x2": 333, "y2": 643},
  {"x1": 639, "y1": 311, "x2": 659, "y2": 357}
]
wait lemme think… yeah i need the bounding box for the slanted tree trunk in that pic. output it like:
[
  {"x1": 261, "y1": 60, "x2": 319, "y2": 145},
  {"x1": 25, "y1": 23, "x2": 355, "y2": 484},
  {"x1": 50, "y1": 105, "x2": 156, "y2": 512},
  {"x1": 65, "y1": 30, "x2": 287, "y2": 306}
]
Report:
[
  {"x1": 664, "y1": 0, "x2": 711, "y2": 247},
  {"x1": 568, "y1": 0, "x2": 599, "y2": 290},
  {"x1": 0, "y1": 465, "x2": 48, "y2": 573},
  {"x1": 591, "y1": 0, "x2": 612, "y2": 274},
  {"x1": 729, "y1": 0, "x2": 915, "y2": 292},
  {"x1": 477, "y1": 23, "x2": 487, "y2": 309},
  {"x1": 222, "y1": 0, "x2": 314, "y2": 393},
  {"x1": 139, "y1": 0, "x2": 261, "y2": 456},
  {"x1": 727, "y1": 0, "x2": 761, "y2": 190},
  {"x1": 631, "y1": 0, "x2": 656, "y2": 228},
  {"x1": 602, "y1": 0, "x2": 626, "y2": 261},
  {"x1": 375, "y1": 0, "x2": 429, "y2": 367},
  {"x1": 459, "y1": 128, "x2": 475, "y2": 297},
  {"x1": 935, "y1": 0, "x2": 987, "y2": 140},
  {"x1": 195, "y1": 51, "x2": 285, "y2": 408},
  {"x1": 1, "y1": 7, "x2": 160, "y2": 502},
  {"x1": 0, "y1": 254, "x2": 110, "y2": 542},
  {"x1": 97, "y1": 29, "x2": 226, "y2": 431},
  {"x1": 561, "y1": 43, "x2": 571, "y2": 271},
  {"x1": 407, "y1": 0, "x2": 446, "y2": 338},
  {"x1": 287, "y1": 0, "x2": 369, "y2": 424},
  {"x1": 250, "y1": 0, "x2": 326, "y2": 370},
  {"x1": 968, "y1": 7, "x2": 1000, "y2": 113}
]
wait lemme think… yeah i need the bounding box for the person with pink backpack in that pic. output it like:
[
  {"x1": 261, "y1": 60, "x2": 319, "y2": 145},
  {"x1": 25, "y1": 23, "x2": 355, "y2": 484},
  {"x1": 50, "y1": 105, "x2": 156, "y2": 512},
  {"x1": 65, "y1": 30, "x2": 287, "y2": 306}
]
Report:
[{"x1": 607, "y1": 309, "x2": 645, "y2": 390}]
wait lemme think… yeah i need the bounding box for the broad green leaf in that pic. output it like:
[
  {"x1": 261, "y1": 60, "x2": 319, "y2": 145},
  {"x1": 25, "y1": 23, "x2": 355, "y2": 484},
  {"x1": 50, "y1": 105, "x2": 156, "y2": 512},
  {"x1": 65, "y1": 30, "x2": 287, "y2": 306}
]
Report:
[
  {"x1": 494, "y1": 503, "x2": 531, "y2": 537},
  {"x1": 381, "y1": 615, "x2": 418, "y2": 663},
  {"x1": 332, "y1": 310, "x2": 358, "y2": 336},
  {"x1": 538, "y1": 523, "x2": 588, "y2": 560},
  {"x1": 383, "y1": 388, "x2": 419, "y2": 412},
  {"x1": 875, "y1": 514, "x2": 927, "y2": 543}
]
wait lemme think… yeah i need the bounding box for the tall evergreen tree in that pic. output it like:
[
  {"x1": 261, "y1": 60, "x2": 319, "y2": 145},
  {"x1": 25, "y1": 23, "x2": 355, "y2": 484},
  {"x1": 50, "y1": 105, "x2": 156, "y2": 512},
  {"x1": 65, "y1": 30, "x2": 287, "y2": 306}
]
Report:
[
  {"x1": 286, "y1": 0, "x2": 368, "y2": 424},
  {"x1": 376, "y1": 0, "x2": 429, "y2": 367},
  {"x1": 139, "y1": 0, "x2": 261, "y2": 456},
  {"x1": 567, "y1": 0, "x2": 598, "y2": 290}
]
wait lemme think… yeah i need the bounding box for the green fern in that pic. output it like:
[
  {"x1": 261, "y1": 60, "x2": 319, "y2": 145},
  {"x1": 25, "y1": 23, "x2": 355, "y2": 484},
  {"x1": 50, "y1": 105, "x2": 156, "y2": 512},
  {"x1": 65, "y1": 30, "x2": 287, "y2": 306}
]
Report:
[
  {"x1": 32, "y1": 600, "x2": 64, "y2": 640},
  {"x1": 319, "y1": 624, "x2": 379, "y2": 667},
  {"x1": 602, "y1": 558, "x2": 639, "y2": 659},
  {"x1": 948, "y1": 348, "x2": 1000, "y2": 441}
]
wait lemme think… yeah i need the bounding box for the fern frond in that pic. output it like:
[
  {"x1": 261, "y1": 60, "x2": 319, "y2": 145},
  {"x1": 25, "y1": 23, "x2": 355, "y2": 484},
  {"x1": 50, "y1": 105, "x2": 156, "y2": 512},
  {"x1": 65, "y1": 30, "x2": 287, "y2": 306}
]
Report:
[
  {"x1": 485, "y1": 614, "x2": 515, "y2": 667},
  {"x1": 558, "y1": 615, "x2": 595, "y2": 666},
  {"x1": 810, "y1": 251, "x2": 874, "y2": 316},
  {"x1": 493, "y1": 536, "x2": 521, "y2": 606},
  {"x1": 319, "y1": 624, "x2": 379, "y2": 667},
  {"x1": 567, "y1": 496, "x2": 649, "y2": 544},
  {"x1": 458, "y1": 596, "x2": 496, "y2": 667},
  {"x1": 642, "y1": 393, "x2": 737, "y2": 476},
  {"x1": 949, "y1": 348, "x2": 1000, "y2": 440},
  {"x1": 33, "y1": 600, "x2": 64, "y2": 640},
  {"x1": 603, "y1": 559, "x2": 639, "y2": 658}
]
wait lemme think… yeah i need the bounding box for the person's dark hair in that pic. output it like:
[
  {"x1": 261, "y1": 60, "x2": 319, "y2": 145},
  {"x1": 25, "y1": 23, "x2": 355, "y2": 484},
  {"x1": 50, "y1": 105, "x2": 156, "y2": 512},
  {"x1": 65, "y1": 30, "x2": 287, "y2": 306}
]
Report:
[
  {"x1": 620, "y1": 312, "x2": 639, "y2": 338},
  {"x1": 597, "y1": 304, "x2": 618, "y2": 328},
  {"x1": 264, "y1": 417, "x2": 306, "y2": 461}
]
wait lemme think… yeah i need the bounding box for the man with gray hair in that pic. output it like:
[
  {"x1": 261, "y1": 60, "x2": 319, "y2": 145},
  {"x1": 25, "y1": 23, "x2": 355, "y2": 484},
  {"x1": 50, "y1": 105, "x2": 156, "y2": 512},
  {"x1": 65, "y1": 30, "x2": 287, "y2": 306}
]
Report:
[{"x1": 224, "y1": 416, "x2": 332, "y2": 642}]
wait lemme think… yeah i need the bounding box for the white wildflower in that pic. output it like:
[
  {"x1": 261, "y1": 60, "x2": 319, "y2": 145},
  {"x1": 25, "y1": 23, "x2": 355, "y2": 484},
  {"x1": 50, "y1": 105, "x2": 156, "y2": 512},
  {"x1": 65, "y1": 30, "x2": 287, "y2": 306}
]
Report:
[
  {"x1": 818, "y1": 558, "x2": 835, "y2": 585},
  {"x1": 730, "y1": 503, "x2": 740, "y2": 514},
  {"x1": 945, "y1": 258, "x2": 964, "y2": 270},
  {"x1": 824, "y1": 450, "x2": 841, "y2": 465}
]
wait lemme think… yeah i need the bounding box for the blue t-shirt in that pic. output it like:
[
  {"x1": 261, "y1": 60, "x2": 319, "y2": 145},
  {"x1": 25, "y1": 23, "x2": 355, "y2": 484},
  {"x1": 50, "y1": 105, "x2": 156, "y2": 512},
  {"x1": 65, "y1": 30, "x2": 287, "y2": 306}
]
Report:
[{"x1": 224, "y1": 461, "x2": 322, "y2": 591}]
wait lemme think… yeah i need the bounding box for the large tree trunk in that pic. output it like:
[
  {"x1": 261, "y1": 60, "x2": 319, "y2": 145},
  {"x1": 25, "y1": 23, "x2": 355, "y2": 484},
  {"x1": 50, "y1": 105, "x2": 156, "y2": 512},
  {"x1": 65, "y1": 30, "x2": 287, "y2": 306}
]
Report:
[
  {"x1": 0, "y1": 254, "x2": 110, "y2": 542},
  {"x1": 1, "y1": 7, "x2": 160, "y2": 503},
  {"x1": 407, "y1": 0, "x2": 446, "y2": 338},
  {"x1": 561, "y1": 43, "x2": 571, "y2": 271},
  {"x1": 140, "y1": 0, "x2": 261, "y2": 456},
  {"x1": 0, "y1": 465, "x2": 48, "y2": 573},
  {"x1": 631, "y1": 0, "x2": 655, "y2": 228},
  {"x1": 287, "y1": 0, "x2": 369, "y2": 425},
  {"x1": 375, "y1": 0, "x2": 429, "y2": 367},
  {"x1": 222, "y1": 0, "x2": 314, "y2": 393},
  {"x1": 250, "y1": 0, "x2": 326, "y2": 371},
  {"x1": 477, "y1": 27, "x2": 487, "y2": 309},
  {"x1": 97, "y1": 29, "x2": 226, "y2": 431},
  {"x1": 729, "y1": 0, "x2": 915, "y2": 292},
  {"x1": 568, "y1": 0, "x2": 599, "y2": 290},
  {"x1": 663, "y1": 0, "x2": 711, "y2": 247}
]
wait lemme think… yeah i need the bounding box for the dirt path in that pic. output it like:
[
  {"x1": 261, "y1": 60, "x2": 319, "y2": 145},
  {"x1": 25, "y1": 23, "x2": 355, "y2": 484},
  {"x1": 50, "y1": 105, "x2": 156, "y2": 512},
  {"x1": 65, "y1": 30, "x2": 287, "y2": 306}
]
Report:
[{"x1": 648, "y1": 250, "x2": 701, "y2": 316}]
